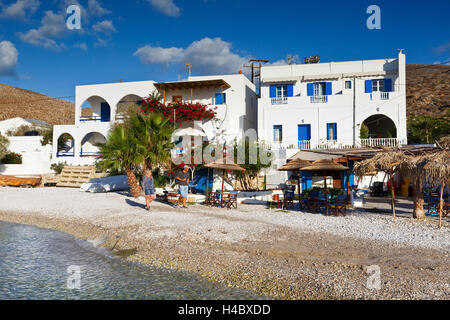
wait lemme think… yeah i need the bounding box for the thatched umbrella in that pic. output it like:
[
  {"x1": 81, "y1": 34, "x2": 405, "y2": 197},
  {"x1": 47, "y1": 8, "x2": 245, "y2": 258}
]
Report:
[
  {"x1": 401, "y1": 150, "x2": 450, "y2": 226},
  {"x1": 354, "y1": 150, "x2": 406, "y2": 218},
  {"x1": 204, "y1": 160, "x2": 245, "y2": 206},
  {"x1": 300, "y1": 159, "x2": 349, "y2": 215},
  {"x1": 278, "y1": 158, "x2": 312, "y2": 205}
]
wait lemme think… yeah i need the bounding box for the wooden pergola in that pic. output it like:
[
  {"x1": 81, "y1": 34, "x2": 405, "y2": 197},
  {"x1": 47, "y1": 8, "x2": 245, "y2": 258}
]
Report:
[{"x1": 154, "y1": 79, "x2": 231, "y2": 104}]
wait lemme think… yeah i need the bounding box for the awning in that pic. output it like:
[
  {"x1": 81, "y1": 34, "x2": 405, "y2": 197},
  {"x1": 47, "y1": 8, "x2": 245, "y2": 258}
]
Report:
[
  {"x1": 302, "y1": 74, "x2": 342, "y2": 81},
  {"x1": 261, "y1": 76, "x2": 302, "y2": 83}
]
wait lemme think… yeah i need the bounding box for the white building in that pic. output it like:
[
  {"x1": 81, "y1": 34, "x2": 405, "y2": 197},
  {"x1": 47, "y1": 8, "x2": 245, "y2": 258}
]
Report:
[
  {"x1": 52, "y1": 74, "x2": 257, "y2": 166},
  {"x1": 257, "y1": 51, "x2": 407, "y2": 151}
]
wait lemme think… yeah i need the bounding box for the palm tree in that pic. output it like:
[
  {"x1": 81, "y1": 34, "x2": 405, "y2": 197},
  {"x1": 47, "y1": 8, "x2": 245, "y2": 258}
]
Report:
[
  {"x1": 95, "y1": 125, "x2": 143, "y2": 198},
  {"x1": 128, "y1": 113, "x2": 174, "y2": 171}
]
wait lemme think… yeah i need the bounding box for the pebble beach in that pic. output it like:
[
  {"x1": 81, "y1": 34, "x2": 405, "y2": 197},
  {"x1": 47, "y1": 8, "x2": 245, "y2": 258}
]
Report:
[{"x1": 0, "y1": 187, "x2": 449, "y2": 299}]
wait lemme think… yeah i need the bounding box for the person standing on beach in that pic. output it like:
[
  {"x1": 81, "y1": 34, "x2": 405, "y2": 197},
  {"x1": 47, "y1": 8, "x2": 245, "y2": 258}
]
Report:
[
  {"x1": 142, "y1": 169, "x2": 156, "y2": 211},
  {"x1": 176, "y1": 166, "x2": 190, "y2": 208}
]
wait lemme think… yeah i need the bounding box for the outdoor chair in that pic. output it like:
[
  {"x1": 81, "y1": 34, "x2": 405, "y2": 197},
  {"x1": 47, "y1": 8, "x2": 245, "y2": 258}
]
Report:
[
  {"x1": 330, "y1": 194, "x2": 347, "y2": 216},
  {"x1": 272, "y1": 194, "x2": 283, "y2": 209},
  {"x1": 213, "y1": 191, "x2": 223, "y2": 207},
  {"x1": 283, "y1": 191, "x2": 295, "y2": 210},
  {"x1": 223, "y1": 191, "x2": 238, "y2": 209},
  {"x1": 205, "y1": 191, "x2": 215, "y2": 206},
  {"x1": 425, "y1": 196, "x2": 440, "y2": 216}
]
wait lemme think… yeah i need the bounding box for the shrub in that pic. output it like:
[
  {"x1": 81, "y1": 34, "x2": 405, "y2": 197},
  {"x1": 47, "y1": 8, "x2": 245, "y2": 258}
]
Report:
[
  {"x1": 51, "y1": 162, "x2": 67, "y2": 174},
  {"x1": 1, "y1": 152, "x2": 23, "y2": 164},
  {"x1": 0, "y1": 134, "x2": 10, "y2": 159}
]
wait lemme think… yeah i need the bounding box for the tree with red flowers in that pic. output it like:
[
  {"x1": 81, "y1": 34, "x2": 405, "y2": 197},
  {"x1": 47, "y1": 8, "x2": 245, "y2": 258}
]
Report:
[{"x1": 140, "y1": 92, "x2": 217, "y2": 126}]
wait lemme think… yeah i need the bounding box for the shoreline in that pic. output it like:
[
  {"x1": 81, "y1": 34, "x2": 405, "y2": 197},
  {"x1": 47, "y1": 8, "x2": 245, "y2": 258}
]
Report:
[{"x1": 0, "y1": 187, "x2": 449, "y2": 299}]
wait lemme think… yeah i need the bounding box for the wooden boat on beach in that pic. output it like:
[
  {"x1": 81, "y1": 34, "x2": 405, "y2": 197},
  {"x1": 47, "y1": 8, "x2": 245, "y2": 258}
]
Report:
[{"x1": 0, "y1": 175, "x2": 41, "y2": 187}]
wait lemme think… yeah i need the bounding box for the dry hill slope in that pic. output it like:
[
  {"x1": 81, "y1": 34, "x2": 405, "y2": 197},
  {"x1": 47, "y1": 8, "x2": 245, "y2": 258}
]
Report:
[
  {"x1": 406, "y1": 64, "x2": 449, "y2": 117},
  {"x1": 0, "y1": 84, "x2": 74, "y2": 125}
]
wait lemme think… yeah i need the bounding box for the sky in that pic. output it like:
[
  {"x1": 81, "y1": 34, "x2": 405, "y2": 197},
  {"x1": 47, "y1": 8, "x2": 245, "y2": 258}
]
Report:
[{"x1": 0, "y1": 0, "x2": 449, "y2": 103}]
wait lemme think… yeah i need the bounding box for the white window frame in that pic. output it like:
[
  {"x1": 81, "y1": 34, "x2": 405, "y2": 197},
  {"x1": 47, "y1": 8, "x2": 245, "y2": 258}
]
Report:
[
  {"x1": 372, "y1": 79, "x2": 385, "y2": 92},
  {"x1": 276, "y1": 85, "x2": 288, "y2": 98}
]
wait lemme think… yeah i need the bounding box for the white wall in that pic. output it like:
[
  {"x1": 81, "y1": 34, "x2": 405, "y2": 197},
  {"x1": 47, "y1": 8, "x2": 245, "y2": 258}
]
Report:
[{"x1": 0, "y1": 136, "x2": 52, "y2": 176}]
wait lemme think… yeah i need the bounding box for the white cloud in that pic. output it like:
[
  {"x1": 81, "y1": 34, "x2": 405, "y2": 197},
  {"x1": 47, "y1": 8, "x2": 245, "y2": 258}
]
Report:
[
  {"x1": 148, "y1": 0, "x2": 181, "y2": 17},
  {"x1": 134, "y1": 37, "x2": 248, "y2": 75},
  {"x1": 17, "y1": 10, "x2": 66, "y2": 50},
  {"x1": 0, "y1": 0, "x2": 40, "y2": 20},
  {"x1": 74, "y1": 42, "x2": 88, "y2": 51},
  {"x1": 88, "y1": 0, "x2": 110, "y2": 17},
  {"x1": 0, "y1": 41, "x2": 18, "y2": 77},
  {"x1": 270, "y1": 54, "x2": 300, "y2": 66},
  {"x1": 92, "y1": 20, "x2": 117, "y2": 34},
  {"x1": 433, "y1": 42, "x2": 450, "y2": 55}
]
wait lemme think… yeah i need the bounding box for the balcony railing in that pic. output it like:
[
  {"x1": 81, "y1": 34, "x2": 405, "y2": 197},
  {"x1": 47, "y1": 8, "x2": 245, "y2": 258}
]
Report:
[
  {"x1": 360, "y1": 138, "x2": 400, "y2": 147},
  {"x1": 298, "y1": 140, "x2": 311, "y2": 150},
  {"x1": 80, "y1": 152, "x2": 101, "y2": 158},
  {"x1": 271, "y1": 97, "x2": 288, "y2": 105},
  {"x1": 80, "y1": 116, "x2": 103, "y2": 122},
  {"x1": 370, "y1": 92, "x2": 390, "y2": 100},
  {"x1": 56, "y1": 152, "x2": 74, "y2": 158},
  {"x1": 310, "y1": 95, "x2": 328, "y2": 103}
]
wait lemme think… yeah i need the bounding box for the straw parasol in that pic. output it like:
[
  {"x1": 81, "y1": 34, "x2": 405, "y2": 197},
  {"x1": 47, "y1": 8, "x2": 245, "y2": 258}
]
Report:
[
  {"x1": 424, "y1": 150, "x2": 450, "y2": 228},
  {"x1": 353, "y1": 150, "x2": 406, "y2": 218},
  {"x1": 400, "y1": 150, "x2": 450, "y2": 226},
  {"x1": 278, "y1": 159, "x2": 312, "y2": 205},
  {"x1": 204, "y1": 160, "x2": 245, "y2": 205},
  {"x1": 300, "y1": 159, "x2": 349, "y2": 215}
]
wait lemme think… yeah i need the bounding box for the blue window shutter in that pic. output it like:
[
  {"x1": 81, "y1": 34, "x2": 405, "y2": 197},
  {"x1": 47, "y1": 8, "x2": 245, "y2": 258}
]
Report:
[
  {"x1": 214, "y1": 93, "x2": 221, "y2": 104},
  {"x1": 222, "y1": 93, "x2": 226, "y2": 103},
  {"x1": 327, "y1": 123, "x2": 331, "y2": 140},
  {"x1": 365, "y1": 80, "x2": 373, "y2": 93},
  {"x1": 269, "y1": 85, "x2": 276, "y2": 98},
  {"x1": 333, "y1": 123, "x2": 337, "y2": 140},
  {"x1": 287, "y1": 84, "x2": 294, "y2": 97},
  {"x1": 325, "y1": 82, "x2": 332, "y2": 95},
  {"x1": 307, "y1": 83, "x2": 314, "y2": 96},
  {"x1": 384, "y1": 79, "x2": 392, "y2": 92}
]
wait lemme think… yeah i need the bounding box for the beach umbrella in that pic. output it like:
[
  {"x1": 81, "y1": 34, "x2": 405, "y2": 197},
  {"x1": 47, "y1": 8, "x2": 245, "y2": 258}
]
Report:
[
  {"x1": 173, "y1": 127, "x2": 206, "y2": 137},
  {"x1": 204, "y1": 160, "x2": 245, "y2": 206},
  {"x1": 400, "y1": 150, "x2": 450, "y2": 227},
  {"x1": 278, "y1": 158, "x2": 312, "y2": 204},
  {"x1": 354, "y1": 149, "x2": 406, "y2": 219},
  {"x1": 300, "y1": 159, "x2": 349, "y2": 215}
]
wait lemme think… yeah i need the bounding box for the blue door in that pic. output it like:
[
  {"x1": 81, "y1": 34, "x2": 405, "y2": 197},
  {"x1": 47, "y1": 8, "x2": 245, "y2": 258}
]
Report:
[
  {"x1": 298, "y1": 124, "x2": 311, "y2": 149},
  {"x1": 100, "y1": 102, "x2": 110, "y2": 122},
  {"x1": 195, "y1": 168, "x2": 213, "y2": 194}
]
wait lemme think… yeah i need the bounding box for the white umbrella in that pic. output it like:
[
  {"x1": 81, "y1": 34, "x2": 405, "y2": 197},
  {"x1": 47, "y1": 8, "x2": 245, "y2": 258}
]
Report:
[{"x1": 173, "y1": 127, "x2": 206, "y2": 137}]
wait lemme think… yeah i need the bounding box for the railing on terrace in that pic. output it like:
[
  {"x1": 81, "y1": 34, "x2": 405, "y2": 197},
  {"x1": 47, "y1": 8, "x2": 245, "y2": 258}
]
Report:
[
  {"x1": 270, "y1": 97, "x2": 288, "y2": 105},
  {"x1": 264, "y1": 137, "x2": 401, "y2": 151},
  {"x1": 360, "y1": 138, "x2": 400, "y2": 147},
  {"x1": 310, "y1": 95, "x2": 328, "y2": 103},
  {"x1": 57, "y1": 152, "x2": 75, "y2": 157},
  {"x1": 80, "y1": 152, "x2": 101, "y2": 158},
  {"x1": 80, "y1": 116, "x2": 103, "y2": 122},
  {"x1": 370, "y1": 92, "x2": 390, "y2": 100}
]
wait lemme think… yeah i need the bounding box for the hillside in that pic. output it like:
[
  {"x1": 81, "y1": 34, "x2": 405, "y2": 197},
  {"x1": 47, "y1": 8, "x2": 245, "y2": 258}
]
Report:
[
  {"x1": 0, "y1": 84, "x2": 74, "y2": 125},
  {"x1": 406, "y1": 64, "x2": 449, "y2": 117}
]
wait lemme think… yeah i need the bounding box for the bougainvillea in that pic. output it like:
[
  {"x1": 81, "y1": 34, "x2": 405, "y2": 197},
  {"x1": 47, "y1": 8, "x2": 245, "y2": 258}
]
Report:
[{"x1": 140, "y1": 95, "x2": 217, "y2": 126}]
